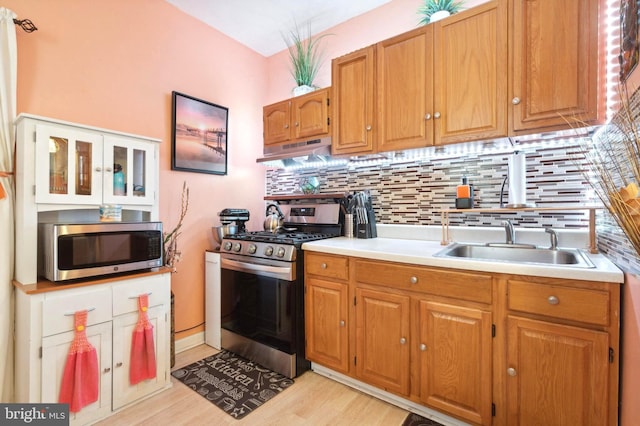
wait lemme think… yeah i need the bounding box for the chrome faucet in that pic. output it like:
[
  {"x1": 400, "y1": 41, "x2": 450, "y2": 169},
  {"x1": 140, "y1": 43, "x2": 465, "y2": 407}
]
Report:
[
  {"x1": 503, "y1": 220, "x2": 514, "y2": 244},
  {"x1": 545, "y1": 228, "x2": 558, "y2": 250}
]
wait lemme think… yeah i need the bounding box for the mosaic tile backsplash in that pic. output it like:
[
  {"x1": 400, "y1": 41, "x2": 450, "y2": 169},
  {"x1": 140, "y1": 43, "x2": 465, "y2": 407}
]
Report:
[
  {"x1": 266, "y1": 141, "x2": 595, "y2": 228},
  {"x1": 265, "y1": 139, "x2": 640, "y2": 276}
]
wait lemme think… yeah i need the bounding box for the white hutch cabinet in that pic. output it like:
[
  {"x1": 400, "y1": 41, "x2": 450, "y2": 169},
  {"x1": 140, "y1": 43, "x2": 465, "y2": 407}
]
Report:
[
  {"x1": 15, "y1": 114, "x2": 160, "y2": 284},
  {"x1": 13, "y1": 114, "x2": 171, "y2": 425}
]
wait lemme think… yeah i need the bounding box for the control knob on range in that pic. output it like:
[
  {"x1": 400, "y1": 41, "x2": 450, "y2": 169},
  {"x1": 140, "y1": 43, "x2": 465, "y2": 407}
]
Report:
[
  {"x1": 276, "y1": 246, "x2": 286, "y2": 258},
  {"x1": 264, "y1": 246, "x2": 274, "y2": 256},
  {"x1": 233, "y1": 242, "x2": 242, "y2": 253},
  {"x1": 247, "y1": 244, "x2": 257, "y2": 254},
  {"x1": 222, "y1": 242, "x2": 233, "y2": 251}
]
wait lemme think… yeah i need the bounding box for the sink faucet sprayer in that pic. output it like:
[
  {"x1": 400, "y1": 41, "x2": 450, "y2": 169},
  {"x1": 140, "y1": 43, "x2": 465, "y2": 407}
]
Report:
[{"x1": 503, "y1": 220, "x2": 515, "y2": 244}]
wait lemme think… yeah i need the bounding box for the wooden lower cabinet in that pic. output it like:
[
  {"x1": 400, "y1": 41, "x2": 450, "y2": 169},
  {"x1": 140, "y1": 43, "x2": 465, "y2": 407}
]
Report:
[
  {"x1": 305, "y1": 277, "x2": 349, "y2": 373},
  {"x1": 506, "y1": 316, "x2": 610, "y2": 426},
  {"x1": 418, "y1": 301, "x2": 493, "y2": 425},
  {"x1": 304, "y1": 253, "x2": 620, "y2": 426},
  {"x1": 355, "y1": 288, "x2": 411, "y2": 396}
]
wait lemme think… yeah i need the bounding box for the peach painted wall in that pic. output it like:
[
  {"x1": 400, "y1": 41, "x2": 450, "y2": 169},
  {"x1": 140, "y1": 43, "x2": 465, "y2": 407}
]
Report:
[
  {"x1": 265, "y1": 0, "x2": 488, "y2": 103},
  {"x1": 5, "y1": 0, "x2": 268, "y2": 341}
]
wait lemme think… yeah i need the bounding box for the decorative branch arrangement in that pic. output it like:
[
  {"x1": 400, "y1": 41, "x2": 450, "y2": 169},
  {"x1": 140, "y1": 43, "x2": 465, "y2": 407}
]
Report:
[
  {"x1": 579, "y1": 84, "x2": 640, "y2": 256},
  {"x1": 164, "y1": 181, "x2": 190, "y2": 271}
]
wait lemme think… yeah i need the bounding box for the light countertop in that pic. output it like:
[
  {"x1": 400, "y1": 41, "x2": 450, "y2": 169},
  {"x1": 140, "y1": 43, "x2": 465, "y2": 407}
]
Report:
[{"x1": 302, "y1": 225, "x2": 623, "y2": 283}]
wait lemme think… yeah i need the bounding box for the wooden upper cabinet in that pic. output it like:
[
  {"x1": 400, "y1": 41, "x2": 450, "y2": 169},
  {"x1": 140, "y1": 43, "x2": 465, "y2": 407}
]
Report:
[
  {"x1": 263, "y1": 100, "x2": 291, "y2": 145},
  {"x1": 331, "y1": 46, "x2": 376, "y2": 155},
  {"x1": 510, "y1": 0, "x2": 602, "y2": 133},
  {"x1": 293, "y1": 88, "x2": 330, "y2": 140},
  {"x1": 263, "y1": 88, "x2": 330, "y2": 146},
  {"x1": 377, "y1": 26, "x2": 434, "y2": 151},
  {"x1": 434, "y1": 0, "x2": 508, "y2": 145}
]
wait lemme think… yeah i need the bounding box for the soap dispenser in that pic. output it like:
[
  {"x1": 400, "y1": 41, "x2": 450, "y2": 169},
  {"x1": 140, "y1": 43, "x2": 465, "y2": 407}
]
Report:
[{"x1": 455, "y1": 177, "x2": 474, "y2": 209}]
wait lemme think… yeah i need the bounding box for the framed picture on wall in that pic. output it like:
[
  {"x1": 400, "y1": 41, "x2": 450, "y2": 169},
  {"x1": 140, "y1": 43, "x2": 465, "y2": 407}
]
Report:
[{"x1": 171, "y1": 91, "x2": 228, "y2": 175}]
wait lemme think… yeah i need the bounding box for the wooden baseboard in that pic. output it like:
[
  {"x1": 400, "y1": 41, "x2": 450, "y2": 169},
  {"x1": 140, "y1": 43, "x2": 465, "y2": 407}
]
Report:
[{"x1": 175, "y1": 331, "x2": 205, "y2": 354}]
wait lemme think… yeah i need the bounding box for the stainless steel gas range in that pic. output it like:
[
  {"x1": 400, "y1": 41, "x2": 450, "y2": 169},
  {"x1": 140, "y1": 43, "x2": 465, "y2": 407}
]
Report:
[{"x1": 219, "y1": 202, "x2": 342, "y2": 378}]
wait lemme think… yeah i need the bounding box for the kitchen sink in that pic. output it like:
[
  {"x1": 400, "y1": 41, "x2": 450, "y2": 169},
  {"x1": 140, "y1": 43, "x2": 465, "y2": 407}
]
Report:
[{"x1": 434, "y1": 243, "x2": 595, "y2": 268}]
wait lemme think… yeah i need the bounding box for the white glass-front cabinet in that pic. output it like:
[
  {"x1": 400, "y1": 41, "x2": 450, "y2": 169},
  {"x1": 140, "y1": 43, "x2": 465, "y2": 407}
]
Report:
[{"x1": 34, "y1": 124, "x2": 156, "y2": 206}]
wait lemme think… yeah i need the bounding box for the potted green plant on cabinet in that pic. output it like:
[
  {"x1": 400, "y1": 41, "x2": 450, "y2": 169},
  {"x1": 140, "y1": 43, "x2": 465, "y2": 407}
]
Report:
[
  {"x1": 418, "y1": 0, "x2": 465, "y2": 24},
  {"x1": 283, "y1": 23, "x2": 331, "y2": 96}
]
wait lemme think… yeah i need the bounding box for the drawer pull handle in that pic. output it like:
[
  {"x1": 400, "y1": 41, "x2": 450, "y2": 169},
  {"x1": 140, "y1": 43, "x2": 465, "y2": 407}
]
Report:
[
  {"x1": 128, "y1": 292, "x2": 152, "y2": 299},
  {"x1": 410, "y1": 276, "x2": 418, "y2": 284},
  {"x1": 512, "y1": 97, "x2": 521, "y2": 105},
  {"x1": 64, "y1": 307, "x2": 95, "y2": 316},
  {"x1": 103, "y1": 367, "x2": 111, "y2": 374},
  {"x1": 424, "y1": 113, "x2": 432, "y2": 120},
  {"x1": 321, "y1": 263, "x2": 327, "y2": 269},
  {"x1": 420, "y1": 343, "x2": 427, "y2": 351},
  {"x1": 433, "y1": 112, "x2": 441, "y2": 119},
  {"x1": 547, "y1": 295, "x2": 559, "y2": 305},
  {"x1": 400, "y1": 337, "x2": 407, "y2": 345},
  {"x1": 366, "y1": 125, "x2": 372, "y2": 131},
  {"x1": 116, "y1": 362, "x2": 123, "y2": 368},
  {"x1": 507, "y1": 367, "x2": 517, "y2": 377},
  {"x1": 340, "y1": 320, "x2": 345, "y2": 327}
]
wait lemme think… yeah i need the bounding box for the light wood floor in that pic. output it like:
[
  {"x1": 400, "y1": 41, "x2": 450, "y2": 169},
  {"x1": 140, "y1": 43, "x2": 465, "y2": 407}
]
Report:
[{"x1": 96, "y1": 344, "x2": 410, "y2": 425}]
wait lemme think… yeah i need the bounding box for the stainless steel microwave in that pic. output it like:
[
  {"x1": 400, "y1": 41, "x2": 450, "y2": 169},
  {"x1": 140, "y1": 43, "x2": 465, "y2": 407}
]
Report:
[{"x1": 38, "y1": 222, "x2": 163, "y2": 282}]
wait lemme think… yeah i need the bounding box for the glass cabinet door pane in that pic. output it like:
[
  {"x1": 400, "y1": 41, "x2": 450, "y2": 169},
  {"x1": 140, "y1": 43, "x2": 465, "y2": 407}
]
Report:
[
  {"x1": 113, "y1": 145, "x2": 127, "y2": 196},
  {"x1": 133, "y1": 149, "x2": 146, "y2": 198},
  {"x1": 49, "y1": 137, "x2": 68, "y2": 195},
  {"x1": 75, "y1": 141, "x2": 92, "y2": 195}
]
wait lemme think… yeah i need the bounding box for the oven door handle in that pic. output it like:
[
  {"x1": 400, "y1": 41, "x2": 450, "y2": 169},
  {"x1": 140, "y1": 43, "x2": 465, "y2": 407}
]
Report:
[{"x1": 221, "y1": 257, "x2": 294, "y2": 281}]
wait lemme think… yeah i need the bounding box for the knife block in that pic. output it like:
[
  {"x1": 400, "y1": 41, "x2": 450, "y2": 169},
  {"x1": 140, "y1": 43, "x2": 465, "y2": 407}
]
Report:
[{"x1": 356, "y1": 207, "x2": 377, "y2": 239}]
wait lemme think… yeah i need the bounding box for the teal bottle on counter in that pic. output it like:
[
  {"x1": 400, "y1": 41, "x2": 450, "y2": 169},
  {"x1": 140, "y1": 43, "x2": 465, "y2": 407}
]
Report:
[{"x1": 113, "y1": 163, "x2": 125, "y2": 195}]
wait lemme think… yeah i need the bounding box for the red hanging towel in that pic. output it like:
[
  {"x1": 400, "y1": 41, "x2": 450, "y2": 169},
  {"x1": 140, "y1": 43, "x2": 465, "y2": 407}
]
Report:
[
  {"x1": 59, "y1": 310, "x2": 99, "y2": 413},
  {"x1": 130, "y1": 294, "x2": 156, "y2": 384}
]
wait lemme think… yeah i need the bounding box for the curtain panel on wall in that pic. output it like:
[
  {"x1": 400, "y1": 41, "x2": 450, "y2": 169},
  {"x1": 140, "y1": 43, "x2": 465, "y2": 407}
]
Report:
[{"x1": 0, "y1": 7, "x2": 17, "y2": 401}]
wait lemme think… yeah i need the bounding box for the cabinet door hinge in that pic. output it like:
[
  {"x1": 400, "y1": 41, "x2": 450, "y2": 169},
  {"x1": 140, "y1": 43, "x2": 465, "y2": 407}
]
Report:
[
  {"x1": 492, "y1": 324, "x2": 496, "y2": 338},
  {"x1": 353, "y1": 296, "x2": 356, "y2": 306},
  {"x1": 32, "y1": 185, "x2": 36, "y2": 196},
  {"x1": 609, "y1": 347, "x2": 615, "y2": 363},
  {"x1": 39, "y1": 346, "x2": 42, "y2": 359},
  {"x1": 32, "y1": 131, "x2": 37, "y2": 143},
  {"x1": 354, "y1": 356, "x2": 357, "y2": 366},
  {"x1": 326, "y1": 98, "x2": 330, "y2": 107},
  {"x1": 492, "y1": 403, "x2": 496, "y2": 417},
  {"x1": 327, "y1": 117, "x2": 330, "y2": 126}
]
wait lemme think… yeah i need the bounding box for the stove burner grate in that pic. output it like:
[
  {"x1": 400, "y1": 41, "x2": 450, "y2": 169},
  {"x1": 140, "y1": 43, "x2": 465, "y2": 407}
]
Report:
[{"x1": 226, "y1": 231, "x2": 336, "y2": 245}]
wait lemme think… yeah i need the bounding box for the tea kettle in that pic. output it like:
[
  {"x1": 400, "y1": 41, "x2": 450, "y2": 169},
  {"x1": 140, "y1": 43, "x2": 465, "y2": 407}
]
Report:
[{"x1": 264, "y1": 204, "x2": 284, "y2": 232}]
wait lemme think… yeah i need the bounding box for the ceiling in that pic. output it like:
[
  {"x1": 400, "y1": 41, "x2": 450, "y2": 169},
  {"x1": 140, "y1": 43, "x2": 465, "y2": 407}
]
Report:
[{"x1": 164, "y1": 0, "x2": 391, "y2": 57}]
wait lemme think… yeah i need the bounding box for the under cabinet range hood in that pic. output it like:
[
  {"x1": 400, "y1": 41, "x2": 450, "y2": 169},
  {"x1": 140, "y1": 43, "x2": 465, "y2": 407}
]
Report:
[{"x1": 257, "y1": 137, "x2": 335, "y2": 167}]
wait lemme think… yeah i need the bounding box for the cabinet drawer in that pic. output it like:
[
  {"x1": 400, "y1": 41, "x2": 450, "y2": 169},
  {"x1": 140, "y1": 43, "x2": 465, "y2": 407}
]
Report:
[
  {"x1": 112, "y1": 274, "x2": 170, "y2": 316},
  {"x1": 507, "y1": 280, "x2": 610, "y2": 326},
  {"x1": 354, "y1": 260, "x2": 492, "y2": 304},
  {"x1": 306, "y1": 253, "x2": 349, "y2": 281},
  {"x1": 42, "y1": 287, "x2": 112, "y2": 337}
]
